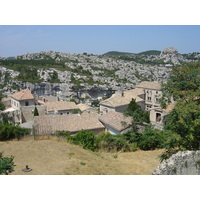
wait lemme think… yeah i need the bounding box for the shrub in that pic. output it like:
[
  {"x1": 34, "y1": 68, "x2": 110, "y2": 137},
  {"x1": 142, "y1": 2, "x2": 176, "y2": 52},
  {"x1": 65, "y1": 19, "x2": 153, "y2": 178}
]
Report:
[
  {"x1": 0, "y1": 123, "x2": 30, "y2": 141},
  {"x1": 130, "y1": 143, "x2": 138, "y2": 151},
  {"x1": 94, "y1": 132, "x2": 130, "y2": 152},
  {"x1": 0, "y1": 152, "x2": 15, "y2": 175},
  {"x1": 68, "y1": 130, "x2": 95, "y2": 151},
  {"x1": 55, "y1": 130, "x2": 71, "y2": 137}
]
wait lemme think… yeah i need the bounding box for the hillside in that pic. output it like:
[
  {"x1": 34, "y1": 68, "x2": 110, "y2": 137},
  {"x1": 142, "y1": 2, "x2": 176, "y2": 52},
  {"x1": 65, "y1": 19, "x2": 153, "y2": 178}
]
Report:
[
  {"x1": 103, "y1": 51, "x2": 133, "y2": 56},
  {"x1": 137, "y1": 50, "x2": 161, "y2": 55},
  {"x1": 0, "y1": 136, "x2": 163, "y2": 175}
]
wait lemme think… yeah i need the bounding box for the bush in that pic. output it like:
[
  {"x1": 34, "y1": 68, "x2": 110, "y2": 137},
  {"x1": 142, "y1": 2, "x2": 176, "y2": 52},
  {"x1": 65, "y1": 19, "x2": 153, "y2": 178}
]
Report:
[
  {"x1": 68, "y1": 130, "x2": 95, "y2": 151},
  {"x1": 137, "y1": 126, "x2": 179, "y2": 150},
  {"x1": 0, "y1": 123, "x2": 30, "y2": 141},
  {"x1": 94, "y1": 132, "x2": 130, "y2": 152},
  {"x1": 0, "y1": 152, "x2": 15, "y2": 175}
]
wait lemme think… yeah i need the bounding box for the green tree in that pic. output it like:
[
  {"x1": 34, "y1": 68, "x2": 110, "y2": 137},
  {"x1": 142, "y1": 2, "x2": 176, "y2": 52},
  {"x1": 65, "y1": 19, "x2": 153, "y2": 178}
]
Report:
[
  {"x1": 161, "y1": 61, "x2": 200, "y2": 107},
  {"x1": 0, "y1": 152, "x2": 15, "y2": 175},
  {"x1": 159, "y1": 61, "x2": 200, "y2": 161},
  {"x1": 124, "y1": 98, "x2": 149, "y2": 132},
  {"x1": 33, "y1": 106, "x2": 39, "y2": 116}
]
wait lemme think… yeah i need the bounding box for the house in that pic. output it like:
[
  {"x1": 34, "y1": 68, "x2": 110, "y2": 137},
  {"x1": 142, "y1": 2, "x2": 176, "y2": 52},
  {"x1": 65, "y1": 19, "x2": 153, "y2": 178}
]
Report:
[
  {"x1": 10, "y1": 88, "x2": 35, "y2": 109},
  {"x1": 76, "y1": 103, "x2": 97, "y2": 113},
  {"x1": 100, "y1": 88, "x2": 145, "y2": 114},
  {"x1": 99, "y1": 111, "x2": 132, "y2": 135},
  {"x1": 45, "y1": 101, "x2": 78, "y2": 115},
  {"x1": 149, "y1": 102, "x2": 175, "y2": 130},
  {"x1": 33, "y1": 112, "x2": 105, "y2": 135},
  {"x1": 2, "y1": 88, "x2": 36, "y2": 124},
  {"x1": 135, "y1": 81, "x2": 162, "y2": 111}
]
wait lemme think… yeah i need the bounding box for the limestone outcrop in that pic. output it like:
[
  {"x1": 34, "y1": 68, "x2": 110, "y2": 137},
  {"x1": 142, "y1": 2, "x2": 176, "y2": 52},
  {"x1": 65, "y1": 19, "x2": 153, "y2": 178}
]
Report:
[{"x1": 152, "y1": 150, "x2": 200, "y2": 175}]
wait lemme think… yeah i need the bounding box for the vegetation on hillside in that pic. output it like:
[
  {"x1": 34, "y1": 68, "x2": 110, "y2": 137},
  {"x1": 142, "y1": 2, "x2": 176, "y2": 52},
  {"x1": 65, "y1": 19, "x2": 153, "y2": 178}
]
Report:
[
  {"x1": 0, "y1": 152, "x2": 15, "y2": 175},
  {"x1": 159, "y1": 61, "x2": 200, "y2": 161},
  {"x1": 137, "y1": 50, "x2": 161, "y2": 55},
  {"x1": 0, "y1": 123, "x2": 30, "y2": 141}
]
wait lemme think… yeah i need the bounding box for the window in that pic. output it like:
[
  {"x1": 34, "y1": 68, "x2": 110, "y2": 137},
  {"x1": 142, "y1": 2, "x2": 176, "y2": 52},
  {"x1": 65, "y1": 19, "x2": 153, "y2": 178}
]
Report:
[
  {"x1": 156, "y1": 113, "x2": 161, "y2": 122},
  {"x1": 156, "y1": 98, "x2": 159, "y2": 103},
  {"x1": 25, "y1": 101, "x2": 29, "y2": 106},
  {"x1": 147, "y1": 97, "x2": 151, "y2": 101}
]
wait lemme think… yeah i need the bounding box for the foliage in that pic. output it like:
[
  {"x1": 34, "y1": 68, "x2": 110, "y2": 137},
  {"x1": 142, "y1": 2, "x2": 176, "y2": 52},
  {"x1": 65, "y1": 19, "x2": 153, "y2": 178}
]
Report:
[
  {"x1": 161, "y1": 61, "x2": 200, "y2": 103},
  {"x1": 68, "y1": 130, "x2": 95, "y2": 151},
  {"x1": 0, "y1": 152, "x2": 15, "y2": 175},
  {"x1": 137, "y1": 50, "x2": 161, "y2": 56},
  {"x1": 72, "y1": 109, "x2": 81, "y2": 114},
  {"x1": 94, "y1": 132, "x2": 131, "y2": 152},
  {"x1": 159, "y1": 61, "x2": 200, "y2": 161},
  {"x1": 0, "y1": 93, "x2": 5, "y2": 111},
  {"x1": 33, "y1": 106, "x2": 39, "y2": 116},
  {"x1": 137, "y1": 126, "x2": 178, "y2": 150},
  {"x1": 55, "y1": 130, "x2": 71, "y2": 137},
  {"x1": 124, "y1": 98, "x2": 149, "y2": 132},
  {"x1": 0, "y1": 123, "x2": 30, "y2": 141},
  {"x1": 49, "y1": 71, "x2": 60, "y2": 83},
  {"x1": 164, "y1": 99, "x2": 200, "y2": 150}
]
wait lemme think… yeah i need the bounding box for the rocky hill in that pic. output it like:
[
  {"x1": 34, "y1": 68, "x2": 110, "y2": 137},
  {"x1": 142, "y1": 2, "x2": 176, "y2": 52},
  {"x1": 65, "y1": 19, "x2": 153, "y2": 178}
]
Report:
[
  {"x1": 152, "y1": 150, "x2": 200, "y2": 175},
  {"x1": 0, "y1": 47, "x2": 199, "y2": 102}
]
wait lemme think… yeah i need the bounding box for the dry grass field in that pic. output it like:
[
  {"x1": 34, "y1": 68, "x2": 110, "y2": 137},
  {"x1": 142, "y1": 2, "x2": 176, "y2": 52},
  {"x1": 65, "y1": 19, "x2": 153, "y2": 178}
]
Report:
[{"x1": 0, "y1": 136, "x2": 163, "y2": 175}]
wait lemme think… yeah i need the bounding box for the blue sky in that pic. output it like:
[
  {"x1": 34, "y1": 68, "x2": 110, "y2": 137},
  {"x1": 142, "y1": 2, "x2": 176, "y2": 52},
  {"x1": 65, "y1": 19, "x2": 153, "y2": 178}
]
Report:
[{"x1": 0, "y1": 25, "x2": 200, "y2": 57}]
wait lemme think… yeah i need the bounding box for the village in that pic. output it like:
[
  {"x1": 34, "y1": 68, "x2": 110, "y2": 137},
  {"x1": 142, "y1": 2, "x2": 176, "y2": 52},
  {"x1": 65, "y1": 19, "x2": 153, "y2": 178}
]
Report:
[{"x1": 0, "y1": 81, "x2": 175, "y2": 136}]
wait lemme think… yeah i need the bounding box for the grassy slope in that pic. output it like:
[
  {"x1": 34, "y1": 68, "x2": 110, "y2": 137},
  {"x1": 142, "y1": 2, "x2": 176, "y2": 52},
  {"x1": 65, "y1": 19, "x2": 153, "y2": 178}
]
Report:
[{"x1": 0, "y1": 136, "x2": 163, "y2": 175}]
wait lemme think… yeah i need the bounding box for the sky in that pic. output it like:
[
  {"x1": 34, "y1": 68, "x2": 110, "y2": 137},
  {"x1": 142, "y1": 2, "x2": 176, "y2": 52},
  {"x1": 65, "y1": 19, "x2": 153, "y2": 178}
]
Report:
[{"x1": 0, "y1": 25, "x2": 200, "y2": 57}]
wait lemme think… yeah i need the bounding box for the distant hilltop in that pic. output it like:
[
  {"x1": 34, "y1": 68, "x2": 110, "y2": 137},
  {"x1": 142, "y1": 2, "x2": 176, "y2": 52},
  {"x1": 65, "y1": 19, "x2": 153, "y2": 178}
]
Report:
[{"x1": 103, "y1": 50, "x2": 161, "y2": 56}]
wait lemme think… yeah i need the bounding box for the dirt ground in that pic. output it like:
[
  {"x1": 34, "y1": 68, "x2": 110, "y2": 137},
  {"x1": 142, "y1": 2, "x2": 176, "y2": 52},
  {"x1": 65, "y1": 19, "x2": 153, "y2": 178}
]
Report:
[{"x1": 0, "y1": 136, "x2": 163, "y2": 175}]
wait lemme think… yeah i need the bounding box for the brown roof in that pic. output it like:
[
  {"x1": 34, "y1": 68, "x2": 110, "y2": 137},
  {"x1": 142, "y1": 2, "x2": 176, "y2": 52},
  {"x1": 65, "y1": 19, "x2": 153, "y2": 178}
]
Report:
[
  {"x1": 11, "y1": 88, "x2": 34, "y2": 101},
  {"x1": 100, "y1": 88, "x2": 144, "y2": 107},
  {"x1": 34, "y1": 112, "x2": 105, "y2": 134},
  {"x1": 136, "y1": 81, "x2": 161, "y2": 90},
  {"x1": 46, "y1": 101, "x2": 78, "y2": 112},
  {"x1": 76, "y1": 103, "x2": 92, "y2": 112},
  {"x1": 99, "y1": 111, "x2": 132, "y2": 132}
]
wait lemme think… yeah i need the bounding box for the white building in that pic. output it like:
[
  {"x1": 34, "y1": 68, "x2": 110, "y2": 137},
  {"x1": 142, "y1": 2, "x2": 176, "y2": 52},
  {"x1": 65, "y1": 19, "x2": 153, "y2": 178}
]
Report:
[
  {"x1": 100, "y1": 88, "x2": 145, "y2": 114},
  {"x1": 135, "y1": 81, "x2": 162, "y2": 111},
  {"x1": 11, "y1": 88, "x2": 35, "y2": 109}
]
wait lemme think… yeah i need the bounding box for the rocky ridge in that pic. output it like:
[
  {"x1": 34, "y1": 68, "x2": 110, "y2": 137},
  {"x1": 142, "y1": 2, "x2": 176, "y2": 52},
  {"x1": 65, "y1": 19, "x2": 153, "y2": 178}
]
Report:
[
  {"x1": 0, "y1": 47, "x2": 199, "y2": 101},
  {"x1": 152, "y1": 150, "x2": 200, "y2": 175}
]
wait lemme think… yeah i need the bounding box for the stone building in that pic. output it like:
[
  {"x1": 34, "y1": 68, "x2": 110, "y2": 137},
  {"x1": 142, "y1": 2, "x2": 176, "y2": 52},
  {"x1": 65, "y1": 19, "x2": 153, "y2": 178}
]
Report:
[
  {"x1": 149, "y1": 103, "x2": 175, "y2": 130},
  {"x1": 99, "y1": 111, "x2": 132, "y2": 135},
  {"x1": 100, "y1": 88, "x2": 145, "y2": 114},
  {"x1": 33, "y1": 112, "x2": 105, "y2": 135},
  {"x1": 10, "y1": 88, "x2": 35, "y2": 109},
  {"x1": 45, "y1": 101, "x2": 78, "y2": 115},
  {"x1": 135, "y1": 81, "x2": 162, "y2": 111}
]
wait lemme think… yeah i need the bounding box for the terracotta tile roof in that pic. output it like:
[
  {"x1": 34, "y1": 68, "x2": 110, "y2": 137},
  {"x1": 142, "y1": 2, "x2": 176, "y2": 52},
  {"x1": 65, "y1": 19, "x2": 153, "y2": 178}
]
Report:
[
  {"x1": 76, "y1": 103, "x2": 92, "y2": 112},
  {"x1": 46, "y1": 101, "x2": 78, "y2": 112},
  {"x1": 136, "y1": 81, "x2": 161, "y2": 90},
  {"x1": 33, "y1": 112, "x2": 105, "y2": 135},
  {"x1": 100, "y1": 88, "x2": 144, "y2": 107},
  {"x1": 11, "y1": 88, "x2": 34, "y2": 101},
  {"x1": 99, "y1": 111, "x2": 132, "y2": 132}
]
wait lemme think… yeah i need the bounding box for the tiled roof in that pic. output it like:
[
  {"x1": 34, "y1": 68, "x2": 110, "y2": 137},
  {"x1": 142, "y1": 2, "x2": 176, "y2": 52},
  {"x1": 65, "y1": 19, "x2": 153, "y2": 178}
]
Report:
[
  {"x1": 99, "y1": 111, "x2": 132, "y2": 132},
  {"x1": 76, "y1": 103, "x2": 92, "y2": 112},
  {"x1": 33, "y1": 112, "x2": 105, "y2": 135},
  {"x1": 46, "y1": 101, "x2": 78, "y2": 112},
  {"x1": 136, "y1": 81, "x2": 161, "y2": 90},
  {"x1": 100, "y1": 88, "x2": 144, "y2": 107},
  {"x1": 11, "y1": 88, "x2": 34, "y2": 101}
]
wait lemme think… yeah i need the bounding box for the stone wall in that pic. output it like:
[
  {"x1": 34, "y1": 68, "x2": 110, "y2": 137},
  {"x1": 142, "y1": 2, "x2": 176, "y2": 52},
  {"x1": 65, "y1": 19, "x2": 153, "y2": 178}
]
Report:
[{"x1": 152, "y1": 150, "x2": 200, "y2": 175}]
